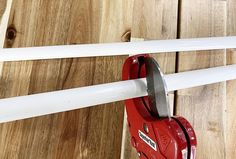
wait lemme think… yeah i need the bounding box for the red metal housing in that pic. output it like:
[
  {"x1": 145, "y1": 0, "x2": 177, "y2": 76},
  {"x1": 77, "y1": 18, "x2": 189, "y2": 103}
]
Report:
[{"x1": 122, "y1": 54, "x2": 197, "y2": 159}]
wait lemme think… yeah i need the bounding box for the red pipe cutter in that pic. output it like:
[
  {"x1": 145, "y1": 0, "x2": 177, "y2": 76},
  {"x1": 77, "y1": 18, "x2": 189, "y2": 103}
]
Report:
[{"x1": 122, "y1": 54, "x2": 197, "y2": 159}]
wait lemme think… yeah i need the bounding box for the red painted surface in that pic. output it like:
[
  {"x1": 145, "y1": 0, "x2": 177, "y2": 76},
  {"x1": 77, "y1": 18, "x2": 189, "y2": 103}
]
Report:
[{"x1": 122, "y1": 55, "x2": 197, "y2": 159}]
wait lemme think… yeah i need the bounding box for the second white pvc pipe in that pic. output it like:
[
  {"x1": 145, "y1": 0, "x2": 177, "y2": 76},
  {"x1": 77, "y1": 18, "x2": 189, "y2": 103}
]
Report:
[
  {"x1": 0, "y1": 64, "x2": 236, "y2": 123},
  {"x1": 0, "y1": 36, "x2": 235, "y2": 61}
]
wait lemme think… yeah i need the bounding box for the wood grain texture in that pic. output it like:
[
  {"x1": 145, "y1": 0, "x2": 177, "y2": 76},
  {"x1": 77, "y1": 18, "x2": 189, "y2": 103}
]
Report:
[
  {"x1": 121, "y1": 0, "x2": 178, "y2": 158},
  {"x1": 226, "y1": 0, "x2": 236, "y2": 158},
  {"x1": 0, "y1": 0, "x2": 7, "y2": 78},
  {"x1": 176, "y1": 0, "x2": 227, "y2": 158},
  {"x1": 0, "y1": 0, "x2": 6, "y2": 20},
  {"x1": 0, "y1": 1, "x2": 236, "y2": 159},
  {"x1": 0, "y1": 0, "x2": 7, "y2": 37},
  {"x1": 0, "y1": 0, "x2": 133, "y2": 159},
  {"x1": 0, "y1": 0, "x2": 12, "y2": 47},
  {"x1": 0, "y1": 0, "x2": 12, "y2": 87}
]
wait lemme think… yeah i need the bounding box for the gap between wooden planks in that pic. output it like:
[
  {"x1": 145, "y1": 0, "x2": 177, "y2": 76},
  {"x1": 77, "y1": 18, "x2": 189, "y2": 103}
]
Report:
[
  {"x1": 0, "y1": 1, "x2": 236, "y2": 159},
  {"x1": 120, "y1": 0, "x2": 178, "y2": 158},
  {"x1": 176, "y1": 0, "x2": 230, "y2": 159},
  {"x1": 121, "y1": 0, "x2": 236, "y2": 159}
]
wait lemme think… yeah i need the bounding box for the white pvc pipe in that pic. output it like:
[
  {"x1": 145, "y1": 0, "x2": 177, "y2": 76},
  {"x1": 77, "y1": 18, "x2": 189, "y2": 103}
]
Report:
[
  {"x1": 0, "y1": 36, "x2": 235, "y2": 61},
  {"x1": 0, "y1": 64, "x2": 236, "y2": 123},
  {"x1": 0, "y1": 79, "x2": 147, "y2": 123},
  {"x1": 164, "y1": 64, "x2": 236, "y2": 91}
]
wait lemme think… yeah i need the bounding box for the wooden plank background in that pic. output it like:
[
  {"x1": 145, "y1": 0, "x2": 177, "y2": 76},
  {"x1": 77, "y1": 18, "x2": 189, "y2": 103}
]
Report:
[
  {"x1": 0, "y1": 0, "x2": 133, "y2": 158},
  {"x1": 226, "y1": 0, "x2": 236, "y2": 158},
  {"x1": 121, "y1": 0, "x2": 178, "y2": 158},
  {"x1": 176, "y1": 0, "x2": 227, "y2": 158},
  {"x1": 0, "y1": 0, "x2": 236, "y2": 159}
]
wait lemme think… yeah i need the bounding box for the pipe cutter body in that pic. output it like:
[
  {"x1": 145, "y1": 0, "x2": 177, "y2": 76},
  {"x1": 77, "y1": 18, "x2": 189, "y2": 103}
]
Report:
[{"x1": 122, "y1": 55, "x2": 197, "y2": 159}]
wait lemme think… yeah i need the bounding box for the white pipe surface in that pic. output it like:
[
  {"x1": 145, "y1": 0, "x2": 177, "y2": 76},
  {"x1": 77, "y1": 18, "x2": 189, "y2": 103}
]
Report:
[
  {"x1": 0, "y1": 36, "x2": 236, "y2": 61},
  {"x1": 164, "y1": 64, "x2": 236, "y2": 91},
  {"x1": 0, "y1": 64, "x2": 236, "y2": 123}
]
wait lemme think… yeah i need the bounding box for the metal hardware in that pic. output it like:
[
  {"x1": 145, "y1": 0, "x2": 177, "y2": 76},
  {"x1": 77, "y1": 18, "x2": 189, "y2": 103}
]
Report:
[{"x1": 145, "y1": 57, "x2": 170, "y2": 118}]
